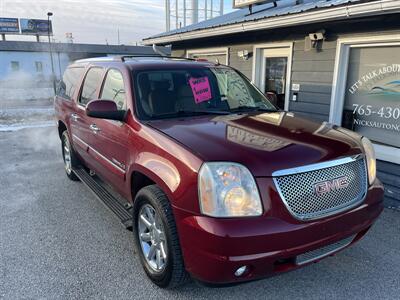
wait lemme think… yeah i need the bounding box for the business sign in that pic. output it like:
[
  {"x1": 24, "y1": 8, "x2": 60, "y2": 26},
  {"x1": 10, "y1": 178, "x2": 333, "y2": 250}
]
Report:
[
  {"x1": 20, "y1": 18, "x2": 52, "y2": 35},
  {"x1": 0, "y1": 17, "x2": 19, "y2": 33},
  {"x1": 343, "y1": 46, "x2": 400, "y2": 148},
  {"x1": 233, "y1": 0, "x2": 278, "y2": 8}
]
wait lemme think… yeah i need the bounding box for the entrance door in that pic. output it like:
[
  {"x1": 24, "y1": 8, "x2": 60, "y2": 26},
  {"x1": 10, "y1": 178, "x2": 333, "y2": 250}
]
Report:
[{"x1": 261, "y1": 48, "x2": 290, "y2": 110}]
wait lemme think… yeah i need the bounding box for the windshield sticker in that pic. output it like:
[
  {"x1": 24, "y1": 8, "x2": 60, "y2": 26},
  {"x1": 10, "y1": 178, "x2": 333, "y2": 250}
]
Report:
[{"x1": 189, "y1": 77, "x2": 212, "y2": 104}]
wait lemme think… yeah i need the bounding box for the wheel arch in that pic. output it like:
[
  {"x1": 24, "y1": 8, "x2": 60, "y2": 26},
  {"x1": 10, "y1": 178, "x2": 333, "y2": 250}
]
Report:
[
  {"x1": 130, "y1": 170, "x2": 156, "y2": 200},
  {"x1": 129, "y1": 160, "x2": 181, "y2": 205},
  {"x1": 58, "y1": 120, "x2": 67, "y2": 139}
]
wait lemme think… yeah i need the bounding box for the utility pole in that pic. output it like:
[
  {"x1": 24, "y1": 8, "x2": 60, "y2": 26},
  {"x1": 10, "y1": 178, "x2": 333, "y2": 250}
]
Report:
[
  {"x1": 220, "y1": 0, "x2": 223, "y2": 16},
  {"x1": 117, "y1": 28, "x2": 120, "y2": 45},
  {"x1": 205, "y1": 0, "x2": 207, "y2": 20},
  {"x1": 183, "y1": 0, "x2": 186, "y2": 26},
  {"x1": 191, "y1": 0, "x2": 198, "y2": 24},
  {"x1": 47, "y1": 12, "x2": 56, "y2": 95},
  {"x1": 175, "y1": 0, "x2": 179, "y2": 30},
  {"x1": 165, "y1": 0, "x2": 171, "y2": 31}
]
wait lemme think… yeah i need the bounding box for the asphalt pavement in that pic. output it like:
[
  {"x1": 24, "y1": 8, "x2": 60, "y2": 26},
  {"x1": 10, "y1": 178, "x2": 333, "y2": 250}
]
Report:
[{"x1": 1, "y1": 126, "x2": 399, "y2": 300}]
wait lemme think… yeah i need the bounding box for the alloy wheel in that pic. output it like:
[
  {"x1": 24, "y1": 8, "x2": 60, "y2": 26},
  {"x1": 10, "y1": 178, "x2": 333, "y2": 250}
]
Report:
[
  {"x1": 138, "y1": 204, "x2": 168, "y2": 272},
  {"x1": 63, "y1": 134, "x2": 72, "y2": 175}
]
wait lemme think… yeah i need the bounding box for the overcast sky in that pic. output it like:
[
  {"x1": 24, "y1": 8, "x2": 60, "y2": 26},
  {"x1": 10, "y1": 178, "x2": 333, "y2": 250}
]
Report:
[{"x1": 0, "y1": 0, "x2": 234, "y2": 45}]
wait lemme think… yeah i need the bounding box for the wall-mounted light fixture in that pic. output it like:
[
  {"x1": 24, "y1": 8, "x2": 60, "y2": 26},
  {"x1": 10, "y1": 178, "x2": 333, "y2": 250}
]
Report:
[
  {"x1": 308, "y1": 29, "x2": 326, "y2": 48},
  {"x1": 238, "y1": 50, "x2": 251, "y2": 61}
]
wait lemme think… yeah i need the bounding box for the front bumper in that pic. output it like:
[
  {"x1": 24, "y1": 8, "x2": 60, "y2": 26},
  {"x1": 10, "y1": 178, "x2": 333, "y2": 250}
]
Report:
[{"x1": 173, "y1": 179, "x2": 384, "y2": 284}]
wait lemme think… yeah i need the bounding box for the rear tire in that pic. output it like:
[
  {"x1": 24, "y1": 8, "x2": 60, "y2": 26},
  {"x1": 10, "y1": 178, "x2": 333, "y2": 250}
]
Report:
[
  {"x1": 61, "y1": 130, "x2": 79, "y2": 181},
  {"x1": 133, "y1": 185, "x2": 190, "y2": 288}
]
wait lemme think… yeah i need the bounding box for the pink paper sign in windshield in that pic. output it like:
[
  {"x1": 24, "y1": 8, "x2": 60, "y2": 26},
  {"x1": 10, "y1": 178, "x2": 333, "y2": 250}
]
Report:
[{"x1": 189, "y1": 76, "x2": 212, "y2": 104}]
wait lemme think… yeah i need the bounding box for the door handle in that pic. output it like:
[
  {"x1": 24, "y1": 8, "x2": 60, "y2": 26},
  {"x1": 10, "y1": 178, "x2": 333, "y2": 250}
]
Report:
[
  {"x1": 71, "y1": 113, "x2": 79, "y2": 121},
  {"x1": 90, "y1": 124, "x2": 101, "y2": 133}
]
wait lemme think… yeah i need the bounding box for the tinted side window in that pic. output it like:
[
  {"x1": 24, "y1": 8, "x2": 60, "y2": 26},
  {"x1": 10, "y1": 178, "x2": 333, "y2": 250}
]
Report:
[
  {"x1": 100, "y1": 69, "x2": 126, "y2": 110},
  {"x1": 57, "y1": 67, "x2": 84, "y2": 100},
  {"x1": 79, "y1": 68, "x2": 103, "y2": 106}
]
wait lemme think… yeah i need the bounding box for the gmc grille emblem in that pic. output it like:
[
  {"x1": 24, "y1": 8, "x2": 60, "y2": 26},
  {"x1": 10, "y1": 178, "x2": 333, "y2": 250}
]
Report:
[{"x1": 313, "y1": 176, "x2": 349, "y2": 196}]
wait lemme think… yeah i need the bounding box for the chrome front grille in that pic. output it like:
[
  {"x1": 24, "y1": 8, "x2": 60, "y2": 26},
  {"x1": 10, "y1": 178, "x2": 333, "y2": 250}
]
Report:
[
  {"x1": 296, "y1": 235, "x2": 356, "y2": 265},
  {"x1": 273, "y1": 155, "x2": 368, "y2": 220}
]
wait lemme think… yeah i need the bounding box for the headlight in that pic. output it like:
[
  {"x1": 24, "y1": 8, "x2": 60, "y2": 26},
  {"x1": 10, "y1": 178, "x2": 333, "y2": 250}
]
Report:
[
  {"x1": 198, "y1": 162, "x2": 263, "y2": 217},
  {"x1": 361, "y1": 137, "x2": 376, "y2": 185}
]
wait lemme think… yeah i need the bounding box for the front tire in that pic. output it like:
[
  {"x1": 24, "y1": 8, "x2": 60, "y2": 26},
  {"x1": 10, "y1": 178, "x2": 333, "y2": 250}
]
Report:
[
  {"x1": 61, "y1": 130, "x2": 79, "y2": 181},
  {"x1": 133, "y1": 185, "x2": 189, "y2": 288}
]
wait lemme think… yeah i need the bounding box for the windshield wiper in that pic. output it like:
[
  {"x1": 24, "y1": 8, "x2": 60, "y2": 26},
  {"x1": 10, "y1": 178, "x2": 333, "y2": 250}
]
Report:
[
  {"x1": 151, "y1": 109, "x2": 230, "y2": 119},
  {"x1": 229, "y1": 106, "x2": 277, "y2": 113}
]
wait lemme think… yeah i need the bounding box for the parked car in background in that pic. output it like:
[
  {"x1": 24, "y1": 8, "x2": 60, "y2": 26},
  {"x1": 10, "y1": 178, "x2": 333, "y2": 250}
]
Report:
[{"x1": 54, "y1": 56, "x2": 384, "y2": 288}]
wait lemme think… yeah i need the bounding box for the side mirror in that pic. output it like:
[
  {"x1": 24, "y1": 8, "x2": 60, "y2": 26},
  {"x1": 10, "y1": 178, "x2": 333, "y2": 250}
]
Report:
[{"x1": 86, "y1": 100, "x2": 126, "y2": 122}]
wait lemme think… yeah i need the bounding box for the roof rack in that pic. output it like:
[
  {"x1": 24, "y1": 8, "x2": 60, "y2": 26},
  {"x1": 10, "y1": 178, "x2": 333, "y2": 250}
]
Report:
[
  {"x1": 75, "y1": 55, "x2": 208, "y2": 65},
  {"x1": 113, "y1": 55, "x2": 196, "y2": 62},
  {"x1": 75, "y1": 57, "x2": 117, "y2": 63}
]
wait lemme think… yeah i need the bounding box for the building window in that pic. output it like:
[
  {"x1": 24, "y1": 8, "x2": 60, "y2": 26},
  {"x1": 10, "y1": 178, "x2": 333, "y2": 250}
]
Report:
[
  {"x1": 35, "y1": 61, "x2": 43, "y2": 73},
  {"x1": 187, "y1": 48, "x2": 228, "y2": 65},
  {"x1": 342, "y1": 45, "x2": 400, "y2": 149},
  {"x1": 331, "y1": 38, "x2": 400, "y2": 164},
  {"x1": 11, "y1": 61, "x2": 19, "y2": 72}
]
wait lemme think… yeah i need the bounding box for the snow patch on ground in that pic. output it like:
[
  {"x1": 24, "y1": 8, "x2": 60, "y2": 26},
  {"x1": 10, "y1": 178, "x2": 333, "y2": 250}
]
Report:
[
  {"x1": 0, "y1": 121, "x2": 55, "y2": 132},
  {"x1": 0, "y1": 104, "x2": 55, "y2": 132},
  {"x1": 0, "y1": 107, "x2": 54, "y2": 115}
]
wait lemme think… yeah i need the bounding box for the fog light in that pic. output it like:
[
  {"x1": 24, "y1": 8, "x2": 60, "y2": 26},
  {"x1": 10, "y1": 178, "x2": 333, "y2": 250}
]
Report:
[{"x1": 234, "y1": 266, "x2": 247, "y2": 277}]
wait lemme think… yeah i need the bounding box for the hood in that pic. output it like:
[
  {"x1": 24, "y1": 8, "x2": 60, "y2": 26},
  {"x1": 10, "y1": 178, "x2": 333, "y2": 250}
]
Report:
[{"x1": 148, "y1": 112, "x2": 363, "y2": 177}]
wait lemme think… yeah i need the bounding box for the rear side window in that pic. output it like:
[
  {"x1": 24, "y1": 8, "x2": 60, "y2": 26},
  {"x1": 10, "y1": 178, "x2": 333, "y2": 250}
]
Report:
[
  {"x1": 79, "y1": 67, "x2": 103, "y2": 106},
  {"x1": 57, "y1": 67, "x2": 84, "y2": 100},
  {"x1": 100, "y1": 69, "x2": 126, "y2": 110}
]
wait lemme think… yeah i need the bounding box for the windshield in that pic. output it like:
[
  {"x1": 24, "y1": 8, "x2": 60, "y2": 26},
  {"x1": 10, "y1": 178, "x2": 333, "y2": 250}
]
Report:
[{"x1": 134, "y1": 67, "x2": 277, "y2": 119}]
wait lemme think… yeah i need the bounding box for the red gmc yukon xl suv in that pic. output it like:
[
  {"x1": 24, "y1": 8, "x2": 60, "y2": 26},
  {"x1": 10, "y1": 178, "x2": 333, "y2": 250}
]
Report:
[{"x1": 54, "y1": 56, "x2": 384, "y2": 288}]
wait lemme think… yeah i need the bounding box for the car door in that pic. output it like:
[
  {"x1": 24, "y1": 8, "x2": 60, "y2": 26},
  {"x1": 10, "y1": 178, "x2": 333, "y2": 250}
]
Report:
[
  {"x1": 86, "y1": 68, "x2": 131, "y2": 197},
  {"x1": 70, "y1": 67, "x2": 104, "y2": 166}
]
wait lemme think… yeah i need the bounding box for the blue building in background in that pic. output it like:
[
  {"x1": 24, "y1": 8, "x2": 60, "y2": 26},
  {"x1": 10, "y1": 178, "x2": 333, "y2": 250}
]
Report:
[{"x1": 0, "y1": 41, "x2": 162, "y2": 101}]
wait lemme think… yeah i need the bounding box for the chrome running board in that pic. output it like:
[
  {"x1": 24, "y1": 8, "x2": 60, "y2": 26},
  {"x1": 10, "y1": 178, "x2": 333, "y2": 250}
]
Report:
[{"x1": 73, "y1": 167, "x2": 133, "y2": 229}]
